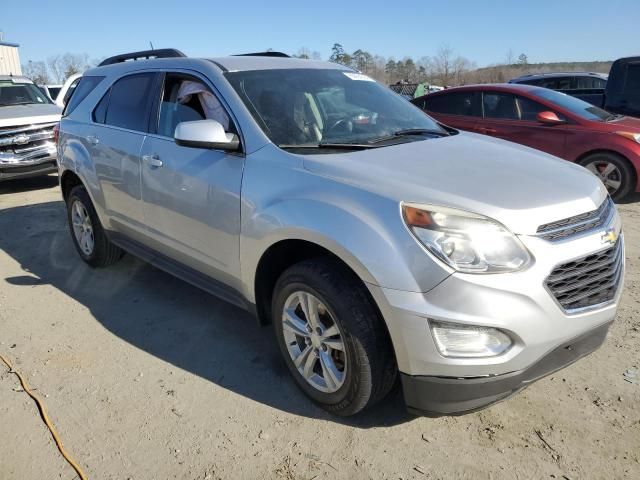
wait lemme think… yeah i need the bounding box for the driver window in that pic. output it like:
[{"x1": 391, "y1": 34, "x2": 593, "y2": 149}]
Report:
[{"x1": 157, "y1": 74, "x2": 231, "y2": 138}]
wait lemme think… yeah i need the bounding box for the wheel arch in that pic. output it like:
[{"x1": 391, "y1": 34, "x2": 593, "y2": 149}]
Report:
[{"x1": 575, "y1": 149, "x2": 638, "y2": 193}]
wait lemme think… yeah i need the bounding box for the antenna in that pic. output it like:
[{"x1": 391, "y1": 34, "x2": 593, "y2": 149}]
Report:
[{"x1": 149, "y1": 41, "x2": 154, "y2": 50}]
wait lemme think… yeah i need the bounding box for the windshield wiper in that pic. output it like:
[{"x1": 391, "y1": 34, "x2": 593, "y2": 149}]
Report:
[
  {"x1": 279, "y1": 142, "x2": 379, "y2": 150},
  {"x1": 366, "y1": 128, "x2": 449, "y2": 145}
]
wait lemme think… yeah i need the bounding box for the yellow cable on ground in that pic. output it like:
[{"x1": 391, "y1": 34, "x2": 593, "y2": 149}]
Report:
[{"x1": 0, "y1": 353, "x2": 88, "y2": 480}]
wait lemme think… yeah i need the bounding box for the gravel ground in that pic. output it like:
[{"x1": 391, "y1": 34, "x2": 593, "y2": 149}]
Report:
[{"x1": 1, "y1": 175, "x2": 639, "y2": 480}]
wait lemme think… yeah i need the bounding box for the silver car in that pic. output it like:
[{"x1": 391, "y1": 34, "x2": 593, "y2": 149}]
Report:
[{"x1": 57, "y1": 49, "x2": 624, "y2": 416}]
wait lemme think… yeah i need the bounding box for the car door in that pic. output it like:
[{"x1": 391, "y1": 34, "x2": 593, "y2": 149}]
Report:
[
  {"x1": 419, "y1": 91, "x2": 482, "y2": 132},
  {"x1": 139, "y1": 71, "x2": 243, "y2": 287},
  {"x1": 88, "y1": 72, "x2": 157, "y2": 240},
  {"x1": 480, "y1": 91, "x2": 567, "y2": 158}
]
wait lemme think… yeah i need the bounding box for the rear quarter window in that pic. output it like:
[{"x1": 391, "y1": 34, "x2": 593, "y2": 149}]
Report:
[
  {"x1": 424, "y1": 92, "x2": 481, "y2": 117},
  {"x1": 62, "y1": 76, "x2": 105, "y2": 116}
]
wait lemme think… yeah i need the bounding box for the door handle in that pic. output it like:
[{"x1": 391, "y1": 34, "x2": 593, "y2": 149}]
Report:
[
  {"x1": 142, "y1": 154, "x2": 163, "y2": 168},
  {"x1": 478, "y1": 127, "x2": 498, "y2": 134},
  {"x1": 86, "y1": 135, "x2": 99, "y2": 145}
]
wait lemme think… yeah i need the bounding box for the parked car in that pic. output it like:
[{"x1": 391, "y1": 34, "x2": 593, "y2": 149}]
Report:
[
  {"x1": 509, "y1": 56, "x2": 640, "y2": 118},
  {"x1": 57, "y1": 49, "x2": 623, "y2": 416},
  {"x1": 413, "y1": 83, "x2": 640, "y2": 200},
  {"x1": 509, "y1": 72, "x2": 608, "y2": 107},
  {"x1": 38, "y1": 73, "x2": 82, "y2": 108},
  {"x1": 0, "y1": 75, "x2": 61, "y2": 181}
]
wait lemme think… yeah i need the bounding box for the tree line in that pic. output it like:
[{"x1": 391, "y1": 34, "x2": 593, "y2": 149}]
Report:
[{"x1": 22, "y1": 44, "x2": 608, "y2": 88}]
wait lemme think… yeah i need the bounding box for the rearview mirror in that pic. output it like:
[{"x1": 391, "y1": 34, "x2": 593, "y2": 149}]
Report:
[
  {"x1": 174, "y1": 120, "x2": 240, "y2": 151},
  {"x1": 536, "y1": 111, "x2": 565, "y2": 125}
]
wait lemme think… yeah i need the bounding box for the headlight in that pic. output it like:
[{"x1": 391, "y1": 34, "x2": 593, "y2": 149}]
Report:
[
  {"x1": 401, "y1": 203, "x2": 532, "y2": 273},
  {"x1": 430, "y1": 320, "x2": 513, "y2": 358},
  {"x1": 615, "y1": 131, "x2": 640, "y2": 144}
]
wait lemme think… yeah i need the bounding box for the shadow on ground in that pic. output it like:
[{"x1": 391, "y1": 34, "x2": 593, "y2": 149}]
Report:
[
  {"x1": 0, "y1": 199, "x2": 412, "y2": 428},
  {"x1": 0, "y1": 174, "x2": 59, "y2": 195}
]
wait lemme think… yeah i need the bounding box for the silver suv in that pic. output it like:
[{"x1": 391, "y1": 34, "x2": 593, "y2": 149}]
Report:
[{"x1": 57, "y1": 49, "x2": 624, "y2": 416}]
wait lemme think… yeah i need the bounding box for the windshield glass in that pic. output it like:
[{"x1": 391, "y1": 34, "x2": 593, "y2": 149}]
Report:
[
  {"x1": 225, "y1": 68, "x2": 444, "y2": 147},
  {"x1": 531, "y1": 88, "x2": 611, "y2": 121},
  {"x1": 0, "y1": 80, "x2": 51, "y2": 106}
]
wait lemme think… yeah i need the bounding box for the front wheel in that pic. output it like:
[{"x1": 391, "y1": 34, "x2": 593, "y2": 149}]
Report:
[
  {"x1": 580, "y1": 152, "x2": 635, "y2": 201},
  {"x1": 272, "y1": 258, "x2": 397, "y2": 416}
]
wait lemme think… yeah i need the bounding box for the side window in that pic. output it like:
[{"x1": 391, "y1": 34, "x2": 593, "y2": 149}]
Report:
[
  {"x1": 62, "y1": 76, "x2": 104, "y2": 116},
  {"x1": 555, "y1": 77, "x2": 573, "y2": 90},
  {"x1": 424, "y1": 92, "x2": 481, "y2": 117},
  {"x1": 93, "y1": 89, "x2": 110, "y2": 124},
  {"x1": 104, "y1": 73, "x2": 156, "y2": 132},
  {"x1": 574, "y1": 76, "x2": 607, "y2": 89},
  {"x1": 515, "y1": 96, "x2": 548, "y2": 121},
  {"x1": 483, "y1": 92, "x2": 519, "y2": 120},
  {"x1": 157, "y1": 73, "x2": 231, "y2": 138},
  {"x1": 622, "y1": 64, "x2": 640, "y2": 95},
  {"x1": 61, "y1": 79, "x2": 80, "y2": 106}
]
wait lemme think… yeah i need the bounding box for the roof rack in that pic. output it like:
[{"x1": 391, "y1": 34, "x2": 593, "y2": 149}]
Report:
[
  {"x1": 233, "y1": 51, "x2": 290, "y2": 58},
  {"x1": 98, "y1": 48, "x2": 187, "y2": 67}
]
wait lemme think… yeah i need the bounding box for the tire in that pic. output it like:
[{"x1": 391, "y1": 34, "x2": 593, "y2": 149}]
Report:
[
  {"x1": 272, "y1": 257, "x2": 397, "y2": 416},
  {"x1": 579, "y1": 152, "x2": 635, "y2": 201},
  {"x1": 66, "y1": 185, "x2": 123, "y2": 268}
]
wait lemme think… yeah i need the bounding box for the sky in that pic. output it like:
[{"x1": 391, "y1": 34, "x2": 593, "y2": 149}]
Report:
[{"x1": 3, "y1": 0, "x2": 639, "y2": 67}]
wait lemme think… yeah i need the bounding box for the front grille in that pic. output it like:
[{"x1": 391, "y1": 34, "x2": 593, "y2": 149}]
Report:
[
  {"x1": 537, "y1": 198, "x2": 614, "y2": 241},
  {"x1": 546, "y1": 239, "x2": 623, "y2": 312},
  {"x1": 0, "y1": 122, "x2": 57, "y2": 164}
]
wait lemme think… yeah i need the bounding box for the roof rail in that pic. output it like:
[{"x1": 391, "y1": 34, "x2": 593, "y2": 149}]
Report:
[
  {"x1": 233, "y1": 51, "x2": 290, "y2": 58},
  {"x1": 98, "y1": 48, "x2": 187, "y2": 67}
]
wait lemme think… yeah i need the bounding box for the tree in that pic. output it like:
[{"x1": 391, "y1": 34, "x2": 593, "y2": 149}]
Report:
[
  {"x1": 47, "y1": 53, "x2": 90, "y2": 83},
  {"x1": 433, "y1": 44, "x2": 455, "y2": 86},
  {"x1": 22, "y1": 60, "x2": 50, "y2": 84},
  {"x1": 385, "y1": 58, "x2": 397, "y2": 81},
  {"x1": 329, "y1": 43, "x2": 350, "y2": 66},
  {"x1": 293, "y1": 47, "x2": 311, "y2": 59},
  {"x1": 518, "y1": 53, "x2": 529, "y2": 65},
  {"x1": 504, "y1": 49, "x2": 515, "y2": 66}
]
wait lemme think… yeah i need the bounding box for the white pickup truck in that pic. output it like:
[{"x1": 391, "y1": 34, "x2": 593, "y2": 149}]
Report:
[{"x1": 0, "y1": 75, "x2": 62, "y2": 181}]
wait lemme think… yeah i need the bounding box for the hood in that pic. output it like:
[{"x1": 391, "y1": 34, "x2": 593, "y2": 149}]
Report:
[
  {"x1": 302, "y1": 132, "x2": 607, "y2": 236},
  {"x1": 0, "y1": 103, "x2": 62, "y2": 128},
  {"x1": 603, "y1": 115, "x2": 640, "y2": 131}
]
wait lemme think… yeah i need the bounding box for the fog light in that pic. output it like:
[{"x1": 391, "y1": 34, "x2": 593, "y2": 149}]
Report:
[{"x1": 430, "y1": 321, "x2": 513, "y2": 358}]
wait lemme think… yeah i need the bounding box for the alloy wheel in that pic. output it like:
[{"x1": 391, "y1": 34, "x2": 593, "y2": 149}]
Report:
[
  {"x1": 281, "y1": 291, "x2": 347, "y2": 393},
  {"x1": 71, "y1": 200, "x2": 95, "y2": 256},
  {"x1": 585, "y1": 161, "x2": 622, "y2": 196}
]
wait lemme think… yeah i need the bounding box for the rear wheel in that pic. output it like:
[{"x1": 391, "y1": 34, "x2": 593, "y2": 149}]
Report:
[
  {"x1": 272, "y1": 258, "x2": 397, "y2": 416},
  {"x1": 579, "y1": 152, "x2": 635, "y2": 201},
  {"x1": 66, "y1": 185, "x2": 123, "y2": 267}
]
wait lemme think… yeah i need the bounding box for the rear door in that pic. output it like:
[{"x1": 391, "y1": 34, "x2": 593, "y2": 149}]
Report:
[
  {"x1": 89, "y1": 72, "x2": 158, "y2": 240},
  {"x1": 139, "y1": 71, "x2": 244, "y2": 287},
  {"x1": 480, "y1": 91, "x2": 567, "y2": 158},
  {"x1": 419, "y1": 91, "x2": 482, "y2": 132}
]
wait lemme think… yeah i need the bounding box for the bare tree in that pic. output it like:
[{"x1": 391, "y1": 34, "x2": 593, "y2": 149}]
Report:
[
  {"x1": 22, "y1": 60, "x2": 50, "y2": 84},
  {"x1": 433, "y1": 44, "x2": 455, "y2": 86},
  {"x1": 47, "y1": 53, "x2": 89, "y2": 83},
  {"x1": 505, "y1": 49, "x2": 515, "y2": 66}
]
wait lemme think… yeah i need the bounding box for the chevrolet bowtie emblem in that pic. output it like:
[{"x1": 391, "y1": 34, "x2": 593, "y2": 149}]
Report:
[
  {"x1": 12, "y1": 133, "x2": 31, "y2": 145},
  {"x1": 601, "y1": 228, "x2": 618, "y2": 245}
]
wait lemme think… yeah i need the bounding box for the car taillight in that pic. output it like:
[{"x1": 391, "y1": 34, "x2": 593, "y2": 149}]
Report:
[{"x1": 53, "y1": 123, "x2": 59, "y2": 145}]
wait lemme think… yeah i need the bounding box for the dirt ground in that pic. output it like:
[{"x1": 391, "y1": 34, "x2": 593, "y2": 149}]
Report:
[{"x1": 0, "y1": 175, "x2": 639, "y2": 480}]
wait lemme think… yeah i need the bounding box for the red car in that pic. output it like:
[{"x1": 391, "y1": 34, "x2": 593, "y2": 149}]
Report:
[{"x1": 412, "y1": 84, "x2": 640, "y2": 200}]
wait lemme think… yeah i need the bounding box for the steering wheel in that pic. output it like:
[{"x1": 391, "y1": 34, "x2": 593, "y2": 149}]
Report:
[{"x1": 325, "y1": 118, "x2": 353, "y2": 137}]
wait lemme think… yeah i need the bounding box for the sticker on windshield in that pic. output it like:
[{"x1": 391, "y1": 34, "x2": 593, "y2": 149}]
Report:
[{"x1": 343, "y1": 72, "x2": 375, "y2": 82}]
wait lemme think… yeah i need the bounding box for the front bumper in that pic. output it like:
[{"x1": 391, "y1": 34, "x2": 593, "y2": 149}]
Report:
[
  {"x1": 366, "y1": 213, "x2": 623, "y2": 415},
  {"x1": 401, "y1": 321, "x2": 610, "y2": 415},
  {"x1": 0, "y1": 148, "x2": 57, "y2": 181}
]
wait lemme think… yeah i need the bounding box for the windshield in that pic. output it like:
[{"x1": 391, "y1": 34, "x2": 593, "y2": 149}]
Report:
[
  {"x1": 531, "y1": 88, "x2": 611, "y2": 121},
  {"x1": 225, "y1": 68, "x2": 444, "y2": 148},
  {"x1": 0, "y1": 80, "x2": 51, "y2": 106}
]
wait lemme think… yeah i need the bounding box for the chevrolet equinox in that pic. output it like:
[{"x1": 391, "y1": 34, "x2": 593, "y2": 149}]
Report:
[{"x1": 57, "y1": 49, "x2": 624, "y2": 416}]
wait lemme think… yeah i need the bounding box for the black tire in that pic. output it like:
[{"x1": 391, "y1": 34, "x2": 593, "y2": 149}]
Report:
[
  {"x1": 272, "y1": 257, "x2": 397, "y2": 416},
  {"x1": 66, "y1": 185, "x2": 123, "y2": 268},
  {"x1": 579, "y1": 152, "x2": 635, "y2": 201}
]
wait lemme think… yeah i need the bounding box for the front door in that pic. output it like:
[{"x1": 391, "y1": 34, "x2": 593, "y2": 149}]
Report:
[
  {"x1": 481, "y1": 91, "x2": 567, "y2": 158},
  {"x1": 140, "y1": 72, "x2": 244, "y2": 287}
]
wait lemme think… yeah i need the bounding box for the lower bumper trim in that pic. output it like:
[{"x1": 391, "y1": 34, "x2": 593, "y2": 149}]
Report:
[
  {"x1": 401, "y1": 322, "x2": 611, "y2": 416},
  {"x1": 0, "y1": 160, "x2": 57, "y2": 180}
]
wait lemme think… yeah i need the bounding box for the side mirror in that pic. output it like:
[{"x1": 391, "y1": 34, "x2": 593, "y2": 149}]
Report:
[
  {"x1": 174, "y1": 120, "x2": 240, "y2": 151},
  {"x1": 536, "y1": 111, "x2": 565, "y2": 125}
]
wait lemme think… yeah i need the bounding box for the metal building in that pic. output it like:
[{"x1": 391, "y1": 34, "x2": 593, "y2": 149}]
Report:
[{"x1": 0, "y1": 40, "x2": 22, "y2": 76}]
